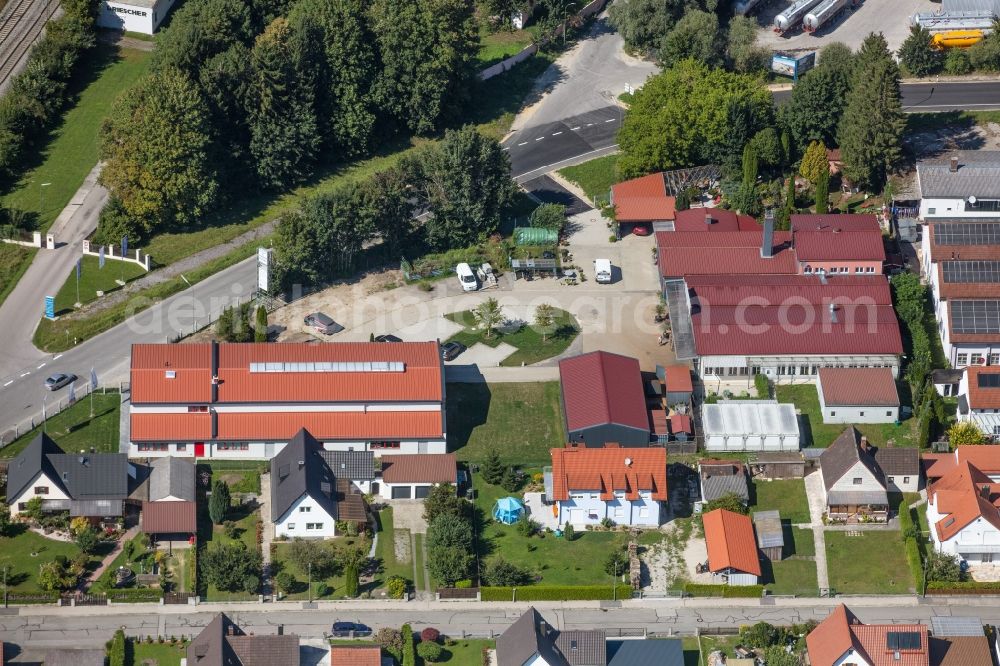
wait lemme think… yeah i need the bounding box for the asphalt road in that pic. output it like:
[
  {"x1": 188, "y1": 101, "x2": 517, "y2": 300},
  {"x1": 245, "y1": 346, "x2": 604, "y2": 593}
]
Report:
[
  {"x1": 0, "y1": 258, "x2": 258, "y2": 443},
  {"x1": 4, "y1": 599, "x2": 1000, "y2": 651}
]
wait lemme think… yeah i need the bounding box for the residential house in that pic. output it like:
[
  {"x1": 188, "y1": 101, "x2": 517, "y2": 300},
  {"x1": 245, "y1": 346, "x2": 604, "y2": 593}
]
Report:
[
  {"x1": 817, "y1": 367, "x2": 901, "y2": 424},
  {"x1": 919, "y1": 215, "x2": 1000, "y2": 369},
  {"x1": 790, "y1": 214, "x2": 886, "y2": 276},
  {"x1": 141, "y1": 456, "x2": 197, "y2": 540},
  {"x1": 671, "y1": 208, "x2": 759, "y2": 232},
  {"x1": 330, "y1": 645, "x2": 386, "y2": 666},
  {"x1": 917, "y1": 151, "x2": 1000, "y2": 220},
  {"x1": 924, "y1": 446, "x2": 1000, "y2": 485},
  {"x1": 545, "y1": 445, "x2": 667, "y2": 528},
  {"x1": 698, "y1": 460, "x2": 749, "y2": 505},
  {"x1": 702, "y1": 508, "x2": 761, "y2": 585},
  {"x1": 925, "y1": 459, "x2": 1000, "y2": 565},
  {"x1": 820, "y1": 428, "x2": 889, "y2": 522},
  {"x1": 701, "y1": 401, "x2": 800, "y2": 452},
  {"x1": 559, "y1": 351, "x2": 651, "y2": 448},
  {"x1": 929, "y1": 617, "x2": 993, "y2": 666},
  {"x1": 270, "y1": 429, "x2": 372, "y2": 539},
  {"x1": 6, "y1": 433, "x2": 132, "y2": 520},
  {"x1": 609, "y1": 172, "x2": 676, "y2": 235},
  {"x1": 496, "y1": 607, "x2": 606, "y2": 666},
  {"x1": 186, "y1": 612, "x2": 299, "y2": 666},
  {"x1": 806, "y1": 604, "x2": 929, "y2": 666},
  {"x1": 128, "y1": 341, "x2": 446, "y2": 458},
  {"x1": 753, "y1": 510, "x2": 784, "y2": 561},
  {"x1": 378, "y1": 453, "x2": 457, "y2": 500},
  {"x1": 957, "y1": 366, "x2": 1000, "y2": 439},
  {"x1": 873, "y1": 447, "x2": 921, "y2": 494}
]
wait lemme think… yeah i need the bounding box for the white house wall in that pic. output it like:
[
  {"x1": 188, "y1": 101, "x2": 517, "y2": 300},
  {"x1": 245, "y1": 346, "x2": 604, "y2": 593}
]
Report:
[
  {"x1": 273, "y1": 494, "x2": 337, "y2": 539},
  {"x1": 98, "y1": 0, "x2": 176, "y2": 34},
  {"x1": 922, "y1": 201, "x2": 1000, "y2": 219},
  {"x1": 556, "y1": 491, "x2": 662, "y2": 527},
  {"x1": 9, "y1": 471, "x2": 70, "y2": 516},
  {"x1": 884, "y1": 474, "x2": 919, "y2": 494},
  {"x1": 129, "y1": 438, "x2": 446, "y2": 459},
  {"x1": 827, "y1": 461, "x2": 885, "y2": 498},
  {"x1": 927, "y1": 495, "x2": 1000, "y2": 561}
]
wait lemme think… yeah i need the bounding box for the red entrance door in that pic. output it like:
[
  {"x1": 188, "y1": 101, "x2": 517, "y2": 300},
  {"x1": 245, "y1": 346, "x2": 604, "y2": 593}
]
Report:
[{"x1": 194, "y1": 442, "x2": 205, "y2": 458}]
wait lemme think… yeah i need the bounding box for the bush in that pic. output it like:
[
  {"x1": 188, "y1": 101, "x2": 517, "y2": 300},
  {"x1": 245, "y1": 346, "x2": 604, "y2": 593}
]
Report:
[
  {"x1": 926, "y1": 550, "x2": 963, "y2": 583},
  {"x1": 927, "y1": 580, "x2": 1000, "y2": 593},
  {"x1": 529, "y1": 203, "x2": 566, "y2": 230},
  {"x1": 417, "y1": 641, "x2": 443, "y2": 663},
  {"x1": 375, "y1": 628, "x2": 404, "y2": 659},
  {"x1": 401, "y1": 624, "x2": 416, "y2": 666},
  {"x1": 899, "y1": 501, "x2": 924, "y2": 591},
  {"x1": 754, "y1": 373, "x2": 770, "y2": 399},
  {"x1": 223, "y1": 521, "x2": 239, "y2": 539},
  {"x1": 386, "y1": 575, "x2": 407, "y2": 599},
  {"x1": 480, "y1": 585, "x2": 633, "y2": 601},
  {"x1": 314, "y1": 582, "x2": 331, "y2": 597},
  {"x1": 482, "y1": 557, "x2": 532, "y2": 587},
  {"x1": 516, "y1": 512, "x2": 538, "y2": 537},
  {"x1": 944, "y1": 48, "x2": 972, "y2": 75},
  {"x1": 421, "y1": 627, "x2": 441, "y2": 643},
  {"x1": 683, "y1": 583, "x2": 764, "y2": 598},
  {"x1": 344, "y1": 564, "x2": 359, "y2": 597},
  {"x1": 208, "y1": 480, "x2": 230, "y2": 524},
  {"x1": 274, "y1": 571, "x2": 295, "y2": 595},
  {"x1": 740, "y1": 622, "x2": 789, "y2": 648},
  {"x1": 501, "y1": 466, "x2": 522, "y2": 492},
  {"x1": 454, "y1": 579, "x2": 473, "y2": 589},
  {"x1": 563, "y1": 523, "x2": 575, "y2": 542},
  {"x1": 108, "y1": 629, "x2": 126, "y2": 666}
]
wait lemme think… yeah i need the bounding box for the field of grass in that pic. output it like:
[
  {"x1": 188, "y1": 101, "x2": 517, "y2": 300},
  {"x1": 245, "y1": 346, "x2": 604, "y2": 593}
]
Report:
[
  {"x1": 0, "y1": 527, "x2": 85, "y2": 594},
  {"x1": 763, "y1": 527, "x2": 818, "y2": 596},
  {"x1": 1, "y1": 392, "x2": 121, "y2": 458},
  {"x1": 477, "y1": 24, "x2": 537, "y2": 68},
  {"x1": 776, "y1": 384, "x2": 917, "y2": 448},
  {"x1": 750, "y1": 479, "x2": 811, "y2": 524},
  {"x1": 439, "y1": 638, "x2": 496, "y2": 665},
  {"x1": 557, "y1": 154, "x2": 620, "y2": 202},
  {"x1": 272, "y1": 536, "x2": 369, "y2": 600},
  {"x1": 0, "y1": 244, "x2": 36, "y2": 311},
  {"x1": 473, "y1": 472, "x2": 623, "y2": 586},
  {"x1": 445, "y1": 308, "x2": 580, "y2": 367},
  {"x1": 196, "y1": 491, "x2": 261, "y2": 601},
  {"x1": 2, "y1": 45, "x2": 151, "y2": 231},
  {"x1": 129, "y1": 640, "x2": 185, "y2": 665},
  {"x1": 825, "y1": 530, "x2": 913, "y2": 594},
  {"x1": 53, "y1": 255, "x2": 147, "y2": 315},
  {"x1": 446, "y1": 382, "x2": 565, "y2": 464},
  {"x1": 374, "y1": 508, "x2": 414, "y2": 592}
]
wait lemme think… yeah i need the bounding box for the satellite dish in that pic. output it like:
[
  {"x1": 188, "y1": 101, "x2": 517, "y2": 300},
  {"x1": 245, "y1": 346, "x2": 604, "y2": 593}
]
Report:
[{"x1": 969, "y1": 196, "x2": 978, "y2": 205}]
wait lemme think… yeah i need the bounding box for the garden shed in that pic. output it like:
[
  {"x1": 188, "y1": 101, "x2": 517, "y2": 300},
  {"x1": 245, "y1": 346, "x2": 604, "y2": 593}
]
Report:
[{"x1": 752, "y1": 510, "x2": 785, "y2": 561}]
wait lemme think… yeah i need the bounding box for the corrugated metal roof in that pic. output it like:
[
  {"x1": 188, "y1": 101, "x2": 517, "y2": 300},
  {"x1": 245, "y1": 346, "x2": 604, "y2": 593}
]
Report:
[
  {"x1": 381, "y1": 453, "x2": 457, "y2": 484},
  {"x1": 818, "y1": 368, "x2": 900, "y2": 407},
  {"x1": 559, "y1": 351, "x2": 649, "y2": 434},
  {"x1": 930, "y1": 616, "x2": 985, "y2": 637},
  {"x1": 918, "y1": 151, "x2": 1000, "y2": 198},
  {"x1": 142, "y1": 500, "x2": 197, "y2": 533},
  {"x1": 701, "y1": 474, "x2": 749, "y2": 502},
  {"x1": 752, "y1": 510, "x2": 784, "y2": 549}
]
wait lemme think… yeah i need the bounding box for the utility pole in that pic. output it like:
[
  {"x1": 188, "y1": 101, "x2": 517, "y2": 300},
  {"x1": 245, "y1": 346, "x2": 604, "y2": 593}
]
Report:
[{"x1": 308, "y1": 562, "x2": 312, "y2": 603}]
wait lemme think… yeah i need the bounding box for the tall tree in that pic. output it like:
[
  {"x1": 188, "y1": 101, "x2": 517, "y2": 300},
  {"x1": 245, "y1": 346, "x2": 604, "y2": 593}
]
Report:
[
  {"x1": 838, "y1": 33, "x2": 904, "y2": 191},
  {"x1": 99, "y1": 68, "x2": 219, "y2": 236},
  {"x1": 659, "y1": 10, "x2": 719, "y2": 67},
  {"x1": 778, "y1": 42, "x2": 854, "y2": 151},
  {"x1": 248, "y1": 18, "x2": 320, "y2": 189},
  {"x1": 473, "y1": 297, "x2": 505, "y2": 338},
  {"x1": 208, "y1": 480, "x2": 231, "y2": 524},
  {"x1": 814, "y1": 168, "x2": 829, "y2": 214},
  {"x1": 726, "y1": 16, "x2": 769, "y2": 74},
  {"x1": 370, "y1": 0, "x2": 479, "y2": 135},
  {"x1": 361, "y1": 166, "x2": 413, "y2": 260},
  {"x1": 199, "y1": 43, "x2": 254, "y2": 181},
  {"x1": 799, "y1": 140, "x2": 829, "y2": 183},
  {"x1": 898, "y1": 25, "x2": 942, "y2": 77},
  {"x1": 151, "y1": 0, "x2": 256, "y2": 76},
  {"x1": 608, "y1": 0, "x2": 704, "y2": 57}
]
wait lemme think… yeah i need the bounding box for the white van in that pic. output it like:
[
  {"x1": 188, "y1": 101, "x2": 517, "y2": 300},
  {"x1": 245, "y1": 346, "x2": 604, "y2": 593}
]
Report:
[
  {"x1": 594, "y1": 258, "x2": 612, "y2": 283},
  {"x1": 456, "y1": 262, "x2": 478, "y2": 291}
]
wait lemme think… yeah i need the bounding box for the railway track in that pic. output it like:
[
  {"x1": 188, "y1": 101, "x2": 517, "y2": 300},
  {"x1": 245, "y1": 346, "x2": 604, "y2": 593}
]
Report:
[{"x1": 0, "y1": 0, "x2": 61, "y2": 91}]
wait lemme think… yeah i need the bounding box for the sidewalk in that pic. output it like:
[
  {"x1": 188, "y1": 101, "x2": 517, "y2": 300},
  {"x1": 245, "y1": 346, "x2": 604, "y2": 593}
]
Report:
[{"x1": 804, "y1": 470, "x2": 830, "y2": 592}]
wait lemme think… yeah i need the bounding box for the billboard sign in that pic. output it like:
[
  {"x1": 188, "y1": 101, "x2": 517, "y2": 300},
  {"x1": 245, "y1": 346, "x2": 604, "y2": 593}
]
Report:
[{"x1": 257, "y1": 247, "x2": 273, "y2": 293}]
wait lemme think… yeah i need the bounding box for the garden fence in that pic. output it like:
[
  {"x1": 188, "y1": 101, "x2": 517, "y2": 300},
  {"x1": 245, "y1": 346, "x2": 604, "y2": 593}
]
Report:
[{"x1": 0, "y1": 384, "x2": 125, "y2": 447}]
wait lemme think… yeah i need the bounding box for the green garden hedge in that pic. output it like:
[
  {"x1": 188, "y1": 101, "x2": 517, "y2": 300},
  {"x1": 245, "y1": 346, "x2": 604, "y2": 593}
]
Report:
[
  {"x1": 927, "y1": 581, "x2": 1000, "y2": 594},
  {"x1": 898, "y1": 501, "x2": 924, "y2": 591},
  {"x1": 683, "y1": 583, "x2": 764, "y2": 598},
  {"x1": 480, "y1": 585, "x2": 633, "y2": 601}
]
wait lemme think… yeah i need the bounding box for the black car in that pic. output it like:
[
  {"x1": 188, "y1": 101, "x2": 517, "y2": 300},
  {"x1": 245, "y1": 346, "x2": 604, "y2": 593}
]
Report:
[
  {"x1": 304, "y1": 312, "x2": 344, "y2": 335},
  {"x1": 330, "y1": 621, "x2": 372, "y2": 637},
  {"x1": 374, "y1": 334, "x2": 403, "y2": 343},
  {"x1": 44, "y1": 373, "x2": 77, "y2": 391},
  {"x1": 441, "y1": 341, "x2": 466, "y2": 361}
]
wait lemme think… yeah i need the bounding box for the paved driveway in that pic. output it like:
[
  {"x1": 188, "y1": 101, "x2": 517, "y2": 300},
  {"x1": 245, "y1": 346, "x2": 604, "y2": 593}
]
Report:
[{"x1": 389, "y1": 501, "x2": 428, "y2": 534}]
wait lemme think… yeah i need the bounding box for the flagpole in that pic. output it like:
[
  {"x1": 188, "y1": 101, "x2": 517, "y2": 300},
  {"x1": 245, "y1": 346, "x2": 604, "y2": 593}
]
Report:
[{"x1": 75, "y1": 260, "x2": 81, "y2": 306}]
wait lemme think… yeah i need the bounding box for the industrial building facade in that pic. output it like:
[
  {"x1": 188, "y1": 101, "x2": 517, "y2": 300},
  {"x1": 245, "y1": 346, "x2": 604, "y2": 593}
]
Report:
[{"x1": 98, "y1": 0, "x2": 177, "y2": 34}]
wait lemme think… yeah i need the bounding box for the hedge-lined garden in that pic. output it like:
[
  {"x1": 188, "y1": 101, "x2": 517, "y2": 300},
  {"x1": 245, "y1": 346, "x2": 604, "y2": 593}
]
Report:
[{"x1": 480, "y1": 584, "x2": 633, "y2": 602}]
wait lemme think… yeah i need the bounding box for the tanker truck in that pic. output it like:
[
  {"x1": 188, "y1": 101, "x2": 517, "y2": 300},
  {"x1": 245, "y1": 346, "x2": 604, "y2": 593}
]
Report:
[
  {"x1": 773, "y1": 0, "x2": 824, "y2": 33},
  {"x1": 931, "y1": 29, "x2": 986, "y2": 48},
  {"x1": 802, "y1": 0, "x2": 855, "y2": 33}
]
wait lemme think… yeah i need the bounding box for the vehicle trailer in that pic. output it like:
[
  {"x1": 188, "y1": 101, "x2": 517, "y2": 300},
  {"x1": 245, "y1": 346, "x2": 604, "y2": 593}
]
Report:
[
  {"x1": 803, "y1": 0, "x2": 855, "y2": 33},
  {"x1": 773, "y1": 0, "x2": 824, "y2": 33}
]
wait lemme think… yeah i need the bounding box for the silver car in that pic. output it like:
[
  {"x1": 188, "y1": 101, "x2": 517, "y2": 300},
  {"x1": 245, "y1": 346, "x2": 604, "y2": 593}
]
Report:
[{"x1": 44, "y1": 373, "x2": 77, "y2": 391}]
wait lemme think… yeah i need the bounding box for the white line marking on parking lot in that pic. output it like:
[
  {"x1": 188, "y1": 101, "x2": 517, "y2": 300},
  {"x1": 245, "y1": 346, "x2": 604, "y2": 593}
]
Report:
[
  {"x1": 502, "y1": 146, "x2": 510, "y2": 151},
  {"x1": 535, "y1": 137, "x2": 544, "y2": 141},
  {"x1": 552, "y1": 131, "x2": 563, "y2": 136},
  {"x1": 3, "y1": 381, "x2": 12, "y2": 387},
  {"x1": 53, "y1": 354, "x2": 62, "y2": 360},
  {"x1": 586, "y1": 123, "x2": 594, "y2": 126}
]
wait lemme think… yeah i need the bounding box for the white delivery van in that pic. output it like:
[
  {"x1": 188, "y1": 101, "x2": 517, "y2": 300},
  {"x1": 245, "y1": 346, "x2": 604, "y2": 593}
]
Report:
[
  {"x1": 456, "y1": 262, "x2": 478, "y2": 291},
  {"x1": 594, "y1": 258, "x2": 612, "y2": 283}
]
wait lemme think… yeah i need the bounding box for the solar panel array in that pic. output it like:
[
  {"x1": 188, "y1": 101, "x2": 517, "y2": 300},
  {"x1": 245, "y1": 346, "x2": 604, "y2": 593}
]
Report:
[
  {"x1": 979, "y1": 373, "x2": 1000, "y2": 388},
  {"x1": 886, "y1": 632, "x2": 922, "y2": 651},
  {"x1": 248, "y1": 361, "x2": 405, "y2": 373},
  {"x1": 934, "y1": 222, "x2": 1000, "y2": 245},
  {"x1": 942, "y1": 260, "x2": 1000, "y2": 283},
  {"x1": 950, "y1": 300, "x2": 1000, "y2": 335}
]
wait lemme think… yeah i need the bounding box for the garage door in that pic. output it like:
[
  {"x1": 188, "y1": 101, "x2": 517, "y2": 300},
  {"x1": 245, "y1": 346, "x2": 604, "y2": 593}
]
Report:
[
  {"x1": 569, "y1": 509, "x2": 585, "y2": 524},
  {"x1": 414, "y1": 485, "x2": 431, "y2": 499},
  {"x1": 391, "y1": 486, "x2": 412, "y2": 499}
]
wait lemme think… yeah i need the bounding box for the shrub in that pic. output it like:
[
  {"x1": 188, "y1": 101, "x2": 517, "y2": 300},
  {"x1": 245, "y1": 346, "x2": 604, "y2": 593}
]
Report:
[
  {"x1": 421, "y1": 627, "x2": 441, "y2": 642},
  {"x1": 481, "y1": 448, "x2": 504, "y2": 485},
  {"x1": 417, "y1": 641, "x2": 443, "y2": 663},
  {"x1": 344, "y1": 564, "x2": 359, "y2": 597},
  {"x1": 223, "y1": 521, "x2": 239, "y2": 539},
  {"x1": 926, "y1": 550, "x2": 963, "y2": 583},
  {"x1": 516, "y1": 512, "x2": 538, "y2": 537},
  {"x1": 386, "y1": 575, "x2": 407, "y2": 599},
  {"x1": 683, "y1": 583, "x2": 764, "y2": 598},
  {"x1": 375, "y1": 628, "x2": 404, "y2": 659},
  {"x1": 274, "y1": 571, "x2": 295, "y2": 595},
  {"x1": 401, "y1": 624, "x2": 416, "y2": 666},
  {"x1": 454, "y1": 579, "x2": 473, "y2": 589},
  {"x1": 480, "y1": 585, "x2": 632, "y2": 601},
  {"x1": 108, "y1": 629, "x2": 126, "y2": 666},
  {"x1": 563, "y1": 523, "x2": 574, "y2": 542},
  {"x1": 482, "y1": 557, "x2": 532, "y2": 587},
  {"x1": 754, "y1": 373, "x2": 770, "y2": 398},
  {"x1": 208, "y1": 480, "x2": 230, "y2": 524},
  {"x1": 927, "y1": 580, "x2": 1000, "y2": 593},
  {"x1": 501, "y1": 466, "x2": 522, "y2": 492},
  {"x1": 740, "y1": 622, "x2": 789, "y2": 648},
  {"x1": 315, "y1": 582, "x2": 331, "y2": 597},
  {"x1": 944, "y1": 48, "x2": 972, "y2": 75}
]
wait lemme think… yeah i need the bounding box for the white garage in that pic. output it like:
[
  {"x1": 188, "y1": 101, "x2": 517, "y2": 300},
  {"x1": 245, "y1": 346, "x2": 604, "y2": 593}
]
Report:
[
  {"x1": 98, "y1": 0, "x2": 177, "y2": 34},
  {"x1": 378, "y1": 453, "x2": 457, "y2": 501},
  {"x1": 702, "y1": 400, "x2": 800, "y2": 452}
]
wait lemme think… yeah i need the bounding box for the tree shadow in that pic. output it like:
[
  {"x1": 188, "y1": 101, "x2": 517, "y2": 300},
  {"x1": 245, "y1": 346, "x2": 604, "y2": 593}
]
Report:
[
  {"x1": 445, "y1": 383, "x2": 492, "y2": 456},
  {"x1": 796, "y1": 413, "x2": 814, "y2": 448}
]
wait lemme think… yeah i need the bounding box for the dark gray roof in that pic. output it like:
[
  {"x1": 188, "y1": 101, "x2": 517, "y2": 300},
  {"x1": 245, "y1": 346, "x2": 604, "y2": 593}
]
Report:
[
  {"x1": 6, "y1": 433, "x2": 63, "y2": 504},
  {"x1": 555, "y1": 630, "x2": 606, "y2": 666},
  {"x1": 918, "y1": 152, "x2": 1000, "y2": 198},
  {"x1": 149, "y1": 456, "x2": 196, "y2": 502},
  {"x1": 752, "y1": 510, "x2": 784, "y2": 549},
  {"x1": 5, "y1": 433, "x2": 128, "y2": 506},
  {"x1": 820, "y1": 428, "x2": 884, "y2": 491},
  {"x1": 497, "y1": 607, "x2": 567, "y2": 666},
  {"x1": 187, "y1": 612, "x2": 299, "y2": 666},
  {"x1": 701, "y1": 474, "x2": 749, "y2": 503},
  {"x1": 607, "y1": 639, "x2": 685, "y2": 666},
  {"x1": 827, "y1": 489, "x2": 889, "y2": 505},
  {"x1": 932, "y1": 368, "x2": 965, "y2": 384},
  {"x1": 319, "y1": 450, "x2": 375, "y2": 480},
  {"x1": 873, "y1": 447, "x2": 920, "y2": 476},
  {"x1": 270, "y1": 429, "x2": 338, "y2": 522}
]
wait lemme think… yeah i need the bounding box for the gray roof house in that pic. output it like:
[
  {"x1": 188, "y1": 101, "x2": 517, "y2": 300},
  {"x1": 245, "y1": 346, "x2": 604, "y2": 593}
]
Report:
[
  {"x1": 820, "y1": 428, "x2": 889, "y2": 522},
  {"x1": 148, "y1": 456, "x2": 196, "y2": 502},
  {"x1": 497, "y1": 607, "x2": 606, "y2": 666},
  {"x1": 917, "y1": 151, "x2": 1000, "y2": 199},
  {"x1": 698, "y1": 460, "x2": 749, "y2": 504},
  {"x1": 606, "y1": 640, "x2": 685, "y2": 666},
  {"x1": 270, "y1": 429, "x2": 372, "y2": 538},
  {"x1": 6, "y1": 433, "x2": 131, "y2": 518},
  {"x1": 187, "y1": 612, "x2": 299, "y2": 666}
]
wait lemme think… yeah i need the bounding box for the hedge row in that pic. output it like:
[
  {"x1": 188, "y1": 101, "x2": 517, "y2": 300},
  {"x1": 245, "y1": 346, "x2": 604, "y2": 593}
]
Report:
[
  {"x1": 927, "y1": 581, "x2": 1000, "y2": 594},
  {"x1": 898, "y1": 501, "x2": 924, "y2": 592},
  {"x1": 0, "y1": 0, "x2": 98, "y2": 185},
  {"x1": 683, "y1": 583, "x2": 764, "y2": 598},
  {"x1": 401, "y1": 623, "x2": 415, "y2": 666},
  {"x1": 108, "y1": 588, "x2": 163, "y2": 602},
  {"x1": 480, "y1": 585, "x2": 633, "y2": 602}
]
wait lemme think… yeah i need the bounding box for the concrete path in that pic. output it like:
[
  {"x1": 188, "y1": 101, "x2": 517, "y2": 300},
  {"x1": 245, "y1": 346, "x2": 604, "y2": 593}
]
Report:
[
  {"x1": 86, "y1": 524, "x2": 139, "y2": 591},
  {"x1": 804, "y1": 471, "x2": 830, "y2": 593}
]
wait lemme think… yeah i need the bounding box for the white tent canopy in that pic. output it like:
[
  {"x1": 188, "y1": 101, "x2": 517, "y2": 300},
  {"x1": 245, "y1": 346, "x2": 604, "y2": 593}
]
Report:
[{"x1": 702, "y1": 400, "x2": 800, "y2": 451}]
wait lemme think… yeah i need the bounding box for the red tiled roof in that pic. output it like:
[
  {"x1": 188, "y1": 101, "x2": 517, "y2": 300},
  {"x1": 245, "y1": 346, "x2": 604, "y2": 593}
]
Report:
[
  {"x1": 649, "y1": 409, "x2": 668, "y2": 436},
  {"x1": 550, "y1": 445, "x2": 667, "y2": 502},
  {"x1": 669, "y1": 413, "x2": 693, "y2": 434},
  {"x1": 702, "y1": 509, "x2": 761, "y2": 577},
  {"x1": 818, "y1": 368, "x2": 899, "y2": 407},
  {"x1": 131, "y1": 413, "x2": 212, "y2": 441},
  {"x1": 794, "y1": 230, "x2": 886, "y2": 262},
  {"x1": 141, "y1": 500, "x2": 196, "y2": 534},
  {"x1": 381, "y1": 454, "x2": 456, "y2": 484},
  {"x1": 657, "y1": 230, "x2": 791, "y2": 249},
  {"x1": 929, "y1": 460, "x2": 1000, "y2": 541},
  {"x1": 559, "y1": 351, "x2": 649, "y2": 434},
  {"x1": 662, "y1": 364, "x2": 693, "y2": 393},
  {"x1": 684, "y1": 274, "x2": 893, "y2": 306},
  {"x1": 131, "y1": 342, "x2": 444, "y2": 405},
  {"x1": 791, "y1": 214, "x2": 880, "y2": 233},
  {"x1": 330, "y1": 646, "x2": 381, "y2": 666},
  {"x1": 673, "y1": 208, "x2": 759, "y2": 232},
  {"x1": 966, "y1": 366, "x2": 1000, "y2": 409},
  {"x1": 851, "y1": 624, "x2": 928, "y2": 666},
  {"x1": 611, "y1": 173, "x2": 675, "y2": 222},
  {"x1": 807, "y1": 605, "x2": 929, "y2": 666},
  {"x1": 925, "y1": 446, "x2": 1000, "y2": 480},
  {"x1": 656, "y1": 231, "x2": 797, "y2": 278}
]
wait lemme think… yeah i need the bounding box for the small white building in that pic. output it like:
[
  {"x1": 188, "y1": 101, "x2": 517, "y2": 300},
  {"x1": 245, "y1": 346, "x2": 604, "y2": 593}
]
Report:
[
  {"x1": 98, "y1": 0, "x2": 177, "y2": 34},
  {"x1": 817, "y1": 367, "x2": 901, "y2": 424},
  {"x1": 702, "y1": 401, "x2": 800, "y2": 452},
  {"x1": 378, "y1": 454, "x2": 457, "y2": 501},
  {"x1": 545, "y1": 445, "x2": 667, "y2": 528},
  {"x1": 927, "y1": 459, "x2": 1000, "y2": 565}
]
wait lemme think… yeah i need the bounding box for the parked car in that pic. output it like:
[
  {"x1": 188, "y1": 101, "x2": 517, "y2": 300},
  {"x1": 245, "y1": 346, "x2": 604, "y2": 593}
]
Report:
[
  {"x1": 304, "y1": 312, "x2": 344, "y2": 335},
  {"x1": 632, "y1": 223, "x2": 652, "y2": 236},
  {"x1": 456, "y1": 262, "x2": 478, "y2": 292},
  {"x1": 44, "y1": 373, "x2": 76, "y2": 391},
  {"x1": 374, "y1": 334, "x2": 402, "y2": 343},
  {"x1": 330, "y1": 621, "x2": 372, "y2": 637},
  {"x1": 594, "y1": 258, "x2": 612, "y2": 283},
  {"x1": 441, "y1": 341, "x2": 466, "y2": 361}
]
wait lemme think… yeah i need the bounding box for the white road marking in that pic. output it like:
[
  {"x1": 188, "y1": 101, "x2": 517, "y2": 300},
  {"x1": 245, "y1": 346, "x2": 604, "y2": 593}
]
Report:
[
  {"x1": 20, "y1": 372, "x2": 29, "y2": 378},
  {"x1": 570, "y1": 126, "x2": 581, "y2": 130},
  {"x1": 518, "y1": 142, "x2": 528, "y2": 146},
  {"x1": 552, "y1": 131, "x2": 563, "y2": 136},
  {"x1": 586, "y1": 123, "x2": 594, "y2": 126},
  {"x1": 502, "y1": 146, "x2": 510, "y2": 151},
  {"x1": 605, "y1": 119, "x2": 615, "y2": 123},
  {"x1": 53, "y1": 354, "x2": 62, "y2": 360},
  {"x1": 37, "y1": 363, "x2": 45, "y2": 369},
  {"x1": 535, "y1": 137, "x2": 544, "y2": 141},
  {"x1": 3, "y1": 381, "x2": 12, "y2": 387}
]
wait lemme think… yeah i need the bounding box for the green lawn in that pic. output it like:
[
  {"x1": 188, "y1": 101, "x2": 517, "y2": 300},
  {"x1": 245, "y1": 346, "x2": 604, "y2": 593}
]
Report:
[
  {"x1": 558, "y1": 154, "x2": 620, "y2": 202},
  {"x1": 129, "y1": 640, "x2": 185, "y2": 665},
  {"x1": 446, "y1": 382, "x2": 565, "y2": 464},
  {"x1": 825, "y1": 530, "x2": 913, "y2": 594},
  {"x1": 413, "y1": 532, "x2": 428, "y2": 592},
  {"x1": 2, "y1": 45, "x2": 152, "y2": 232},
  {"x1": 0, "y1": 527, "x2": 85, "y2": 595},
  {"x1": 53, "y1": 255, "x2": 147, "y2": 315},
  {"x1": 0, "y1": 244, "x2": 36, "y2": 311},
  {"x1": 763, "y1": 527, "x2": 818, "y2": 596},
  {"x1": 776, "y1": 384, "x2": 917, "y2": 448},
  {"x1": 445, "y1": 308, "x2": 580, "y2": 367},
  {"x1": 474, "y1": 473, "x2": 622, "y2": 586},
  {"x1": 1, "y1": 392, "x2": 121, "y2": 458},
  {"x1": 95, "y1": 535, "x2": 155, "y2": 592},
  {"x1": 751, "y1": 479, "x2": 811, "y2": 524},
  {"x1": 196, "y1": 490, "x2": 261, "y2": 601},
  {"x1": 374, "y1": 508, "x2": 414, "y2": 591},
  {"x1": 437, "y1": 638, "x2": 495, "y2": 665},
  {"x1": 272, "y1": 536, "x2": 369, "y2": 600},
  {"x1": 477, "y1": 24, "x2": 537, "y2": 68}
]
